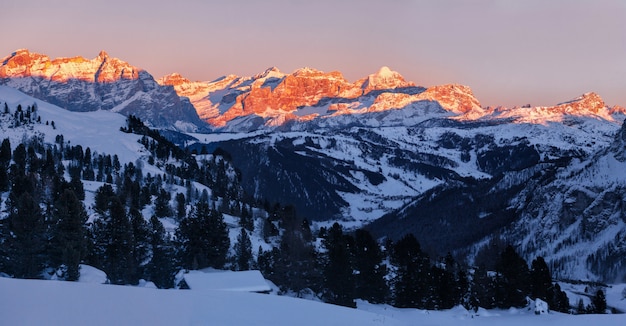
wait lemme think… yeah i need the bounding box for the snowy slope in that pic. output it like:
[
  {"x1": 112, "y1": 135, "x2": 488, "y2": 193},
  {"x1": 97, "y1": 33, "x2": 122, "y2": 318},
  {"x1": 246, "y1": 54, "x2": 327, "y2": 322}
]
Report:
[
  {"x1": 1, "y1": 277, "x2": 625, "y2": 325},
  {"x1": 0, "y1": 85, "x2": 146, "y2": 164}
]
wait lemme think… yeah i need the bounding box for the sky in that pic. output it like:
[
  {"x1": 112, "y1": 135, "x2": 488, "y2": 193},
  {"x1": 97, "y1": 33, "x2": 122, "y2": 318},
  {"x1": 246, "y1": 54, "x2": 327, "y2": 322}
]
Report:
[{"x1": 1, "y1": 0, "x2": 625, "y2": 107}]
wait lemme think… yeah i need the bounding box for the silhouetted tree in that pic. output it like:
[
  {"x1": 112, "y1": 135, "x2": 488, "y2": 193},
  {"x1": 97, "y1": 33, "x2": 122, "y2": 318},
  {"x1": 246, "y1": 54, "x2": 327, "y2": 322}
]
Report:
[
  {"x1": 495, "y1": 245, "x2": 530, "y2": 308},
  {"x1": 50, "y1": 189, "x2": 87, "y2": 281},
  {"x1": 353, "y1": 229, "x2": 388, "y2": 303},
  {"x1": 233, "y1": 228, "x2": 253, "y2": 271},
  {"x1": 322, "y1": 223, "x2": 355, "y2": 308},
  {"x1": 6, "y1": 192, "x2": 46, "y2": 279},
  {"x1": 146, "y1": 215, "x2": 176, "y2": 289},
  {"x1": 176, "y1": 202, "x2": 230, "y2": 270},
  {"x1": 392, "y1": 234, "x2": 432, "y2": 309},
  {"x1": 591, "y1": 289, "x2": 607, "y2": 314}
]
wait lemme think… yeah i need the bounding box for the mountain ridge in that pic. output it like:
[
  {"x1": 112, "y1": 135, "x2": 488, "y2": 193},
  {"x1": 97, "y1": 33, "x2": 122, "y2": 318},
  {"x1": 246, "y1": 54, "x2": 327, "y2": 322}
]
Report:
[
  {"x1": 0, "y1": 49, "x2": 207, "y2": 132},
  {"x1": 1, "y1": 49, "x2": 623, "y2": 134}
]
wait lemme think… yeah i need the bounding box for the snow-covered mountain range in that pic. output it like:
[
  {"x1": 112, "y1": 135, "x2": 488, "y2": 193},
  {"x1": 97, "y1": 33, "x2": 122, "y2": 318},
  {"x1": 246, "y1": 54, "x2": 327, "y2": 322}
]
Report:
[
  {"x1": 2, "y1": 49, "x2": 626, "y2": 282},
  {"x1": 0, "y1": 49, "x2": 207, "y2": 132}
]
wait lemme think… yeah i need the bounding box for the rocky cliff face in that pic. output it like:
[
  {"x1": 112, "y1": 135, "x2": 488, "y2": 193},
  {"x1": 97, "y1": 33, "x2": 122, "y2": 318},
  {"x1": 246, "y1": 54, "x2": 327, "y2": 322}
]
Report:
[{"x1": 0, "y1": 49, "x2": 207, "y2": 132}]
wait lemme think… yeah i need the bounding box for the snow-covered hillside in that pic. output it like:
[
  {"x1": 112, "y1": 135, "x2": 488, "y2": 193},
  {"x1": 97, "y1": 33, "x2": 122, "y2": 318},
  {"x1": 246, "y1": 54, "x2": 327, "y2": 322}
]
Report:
[
  {"x1": 0, "y1": 277, "x2": 624, "y2": 325},
  {"x1": 0, "y1": 85, "x2": 146, "y2": 164}
]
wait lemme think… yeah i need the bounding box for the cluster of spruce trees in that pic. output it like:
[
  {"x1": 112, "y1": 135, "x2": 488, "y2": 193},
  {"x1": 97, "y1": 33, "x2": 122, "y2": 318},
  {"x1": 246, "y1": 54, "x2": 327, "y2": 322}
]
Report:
[
  {"x1": 0, "y1": 132, "x2": 249, "y2": 287},
  {"x1": 255, "y1": 205, "x2": 574, "y2": 312},
  {"x1": 0, "y1": 108, "x2": 254, "y2": 286}
]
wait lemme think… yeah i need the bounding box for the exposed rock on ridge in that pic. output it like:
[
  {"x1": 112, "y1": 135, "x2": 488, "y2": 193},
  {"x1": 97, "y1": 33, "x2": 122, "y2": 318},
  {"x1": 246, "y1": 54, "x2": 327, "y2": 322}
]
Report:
[{"x1": 0, "y1": 49, "x2": 207, "y2": 132}]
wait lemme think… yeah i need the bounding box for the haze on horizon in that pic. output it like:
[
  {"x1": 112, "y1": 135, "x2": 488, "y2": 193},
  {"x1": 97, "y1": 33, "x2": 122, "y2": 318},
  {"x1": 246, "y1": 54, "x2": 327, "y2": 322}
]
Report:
[{"x1": 2, "y1": 0, "x2": 624, "y2": 108}]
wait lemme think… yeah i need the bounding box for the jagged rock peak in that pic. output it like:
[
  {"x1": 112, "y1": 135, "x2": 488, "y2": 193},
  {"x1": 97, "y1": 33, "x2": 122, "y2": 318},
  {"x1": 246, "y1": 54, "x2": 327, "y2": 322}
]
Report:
[
  {"x1": 254, "y1": 66, "x2": 284, "y2": 79},
  {"x1": 610, "y1": 105, "x2": 626, "y2": 115},
  {"x1": 359, "y1": 66, "x2": 414, "y2": 93},
  {"x1": 98, "y1": 50, "x2": 109, "y2": 59},
  {"x1": 555, "y1": 92, "x2": 606, "y2": 114},
  {"x1": 0, "y1": 49, "x2": 142, "y2": 83},
  {"x1": 420, "y1": 84, "x2": 482, "y2": 114},
  {"x1": 158, "y1": 72, "x2": 191, "y2": 86}
]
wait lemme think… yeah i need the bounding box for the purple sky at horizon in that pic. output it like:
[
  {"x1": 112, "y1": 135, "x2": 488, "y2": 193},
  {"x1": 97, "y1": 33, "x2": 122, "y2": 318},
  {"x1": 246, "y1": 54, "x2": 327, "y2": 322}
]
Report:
[{"x1": 2, "y1": 0, "x2": 625, "y2": 107}]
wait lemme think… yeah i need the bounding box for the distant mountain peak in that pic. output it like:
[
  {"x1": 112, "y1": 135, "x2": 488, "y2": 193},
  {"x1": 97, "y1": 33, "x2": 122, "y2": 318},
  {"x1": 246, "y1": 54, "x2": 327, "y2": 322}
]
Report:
[
  {"x1": 553, "y1": 92, "x2": 606, "y2": 115},
  {"x1": 0, "y1": 49, "x2": 207, "y2": 132},
  {"x1": 98, "y1": 50, "x2": 109, "y2": 59},
  {"x1": 158, "y1": 72, "x2": 191, "y2": 86},
  {"x1": 358, "y1": 66, "x2": 413, "y2": 93}
]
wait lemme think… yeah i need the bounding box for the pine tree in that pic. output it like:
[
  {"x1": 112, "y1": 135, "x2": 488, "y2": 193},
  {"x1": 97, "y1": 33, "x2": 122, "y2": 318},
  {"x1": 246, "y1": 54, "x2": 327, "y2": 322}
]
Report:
[
  {"x1": 103, "y1": 197, "x2": 134, "y2": 284},
  {"x1": 50, "y1": 189, "x2": 87, "y2": 281},
  {"x1": 12, "y1": 143, "x2": 27, "y2": 174},
  {"x1": 146, "y1": 215, "x2": 176, "y2": 288},
  {"x1": 591, "y1": 289, "x2": 607, "y2": 314},
  {"x1": 468, "y1": 264, "x2": 497, "y2": 310},
  {"x1": 494, "y1": 245, "x2": 531, "y2": 308},
  {"x1": 392, "y1": 233, "x2": 432, "y2": 309},
  {"x1": 69, "y1": 175, "x2": 85, "y2": 201},
  {"x1": 239, "y1": 204, "x2": 254, "y2": 232},
  {"x1": 577, "y1": 298, "x2": 586, "y2": 314},
  {"x1": 353, "y1": 229, "x2": 388, "y2": 303},
  {"x1": 0, "y1": 165, "x2": 7, "y2": 191},
  {"x1": 322, "y1": 223, "x2": 355, "y2": 308},
  {"x1": 0, "y1": 138, "x2": 11, "y2": 168},
  {"x1": 176, "y1": 202, "x2": 230, "y2": 270},
  {"x1": 530, "y1": 256, "x2": 552, "y2": 301},
  {"x1": 129, "y1": 208, "x2": 150, "y2": 284},
  {"x1": 7, "y1": 192, "x2": 46, "y2": 279},
  {"x1": 175, "y1": 193, "x2": 186, "y2": 219},
  {"x1": 154, "y1": 188, "x2": 172, "y2": 218},
  {"x1": 233, "y1": 228, "x2": 253, "y2": 271},
  {"x1": 94, "y1": 184, "x2": 116, "y2": 214},
  {"x1": 550, "y1": 283, "x2": 570, "y2": 313}
]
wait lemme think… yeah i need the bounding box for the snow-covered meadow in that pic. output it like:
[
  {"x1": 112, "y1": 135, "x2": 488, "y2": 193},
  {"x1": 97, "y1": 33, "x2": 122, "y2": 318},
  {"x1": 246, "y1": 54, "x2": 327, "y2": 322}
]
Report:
[{"x1": 1, "y1": 276, "x2": 625, "y2": 325}]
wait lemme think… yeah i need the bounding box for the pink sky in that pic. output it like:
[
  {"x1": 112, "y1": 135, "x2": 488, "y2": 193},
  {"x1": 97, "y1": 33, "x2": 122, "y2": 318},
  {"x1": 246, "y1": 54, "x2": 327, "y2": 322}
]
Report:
[{"x1": 2, "y1": 0, "x2": 625, "y2": 107}]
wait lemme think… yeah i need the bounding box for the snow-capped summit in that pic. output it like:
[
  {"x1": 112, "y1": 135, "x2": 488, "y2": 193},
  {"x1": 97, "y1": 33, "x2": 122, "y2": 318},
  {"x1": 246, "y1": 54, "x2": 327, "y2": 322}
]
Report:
[
  {"x1": 358, "y1": 66, "x2": 414, "y2": 93},
  {"x1": 554, "y1": 92, "x2": 607, "y2": 115},
  {"x1": 0, "y1": 49, "x2": 207, "y2": 132},
  {"x1": 158, "y1": 72, "x2": 191, "y2": 86},
  {"x1": 0, "y1": 49, "x2": 140, "y2": 83},
  {"x1": 483, "y1": 92, "x2": 616, "y2": 125}
]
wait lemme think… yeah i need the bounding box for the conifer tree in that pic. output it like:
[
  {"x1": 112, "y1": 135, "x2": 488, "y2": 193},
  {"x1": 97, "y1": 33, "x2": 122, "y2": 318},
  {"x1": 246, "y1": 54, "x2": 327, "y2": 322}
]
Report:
[
  {"x1": 468, "y1": 264, "x2": 497, "y2": 310},
  {"x1": 7, "y1": 192, "x2": 46, "y2": 279},
  {"x1": 103, "y1": 197, "x2": 134, "y2": 284},
  {"x1": 129, "y1": 208, "x2": 150, "y2": 284},
  {"x1": 146, "y1": 215, "x2": 176, "y2": 288},
  {"x1": 530, "y1": 256, "x2": 552, "y2": 302},
  {"x1": 353, "y1": 229, "x2": 388, "y2": 303},
  {"x1": 175, "y1": 193, "x2": 186, "y2": 219},
  {"x1": 550, "y1": 283, "x2": 570, "y2": 313},
  {"x1": 154, "y1": 188, "x2": 172, "y2": 217},
  {"x1": 591, "y1": 289, "x2": 607, "y2": 314},
  {"x1": 176, "y1": 202, "x2": 230, "y2": 270},
  {"x1": 0, "y1": 138, "x2": 11, "y2": 168},
  {"x1": 391, "y1": 234, "x2": 434, "y2": 309},
  {"x1": 94, "y1": 184, "x2": 116, "y2": 214},
  {"x1": 239, "y1": 203, "x2": 254, "y2": 232},
  {"x1": 50, "y1": 189, "x2": 87, "y2": 281},
  {"x1": 12, "y1": 143, "x2": 27, "y2": 174},
  {"x1": 233, "y1": 228, "x2": 253, "y2": 271},
  {"x1": 322, "y1": 223, "x2": 355, "y2": 308},
  {"x1": 0, "y1": 168, "x2": 7, "y2": 192},
  {"x1": 495, "y1": 245, "x2": 530, "y2": 308}
]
